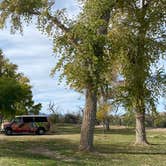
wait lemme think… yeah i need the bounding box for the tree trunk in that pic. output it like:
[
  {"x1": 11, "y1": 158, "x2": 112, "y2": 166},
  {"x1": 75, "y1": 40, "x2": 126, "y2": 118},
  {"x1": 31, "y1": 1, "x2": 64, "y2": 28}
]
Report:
[
  {"x1": 135, "y1": 111, "x2": 149, "y2": 145},
  {"x1": 105, "y1": 119, "x2": 110, "y2": 131},
  {"x1": 79, "y1": 86, "x2": 97, "y2": 151}
]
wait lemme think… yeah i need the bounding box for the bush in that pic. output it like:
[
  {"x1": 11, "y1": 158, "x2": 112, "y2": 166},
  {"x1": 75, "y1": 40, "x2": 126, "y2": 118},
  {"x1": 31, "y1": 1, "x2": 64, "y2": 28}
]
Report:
[
  {"x1": 64, "y1": 113, "x2": 81, "y2": 124},
  {"x1": 154, "y1": 113, "x2": 166, "y2": 128}
]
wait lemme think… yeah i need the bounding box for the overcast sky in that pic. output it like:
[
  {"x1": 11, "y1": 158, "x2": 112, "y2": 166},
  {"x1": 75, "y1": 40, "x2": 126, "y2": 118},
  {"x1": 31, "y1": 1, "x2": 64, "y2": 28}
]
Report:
[
  {"x1": 0, "y1": 0, "x2": 165, "y2": 114},
  {"x1": 0, "y1": 0, "x2": 84, "y2": 114}
]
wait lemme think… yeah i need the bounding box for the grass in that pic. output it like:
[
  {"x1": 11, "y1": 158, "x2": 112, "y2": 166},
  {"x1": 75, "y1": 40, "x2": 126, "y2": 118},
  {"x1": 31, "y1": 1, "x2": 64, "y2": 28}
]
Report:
[{"x1": 0, "y1": 124, "x2": 166, "y2": 166}]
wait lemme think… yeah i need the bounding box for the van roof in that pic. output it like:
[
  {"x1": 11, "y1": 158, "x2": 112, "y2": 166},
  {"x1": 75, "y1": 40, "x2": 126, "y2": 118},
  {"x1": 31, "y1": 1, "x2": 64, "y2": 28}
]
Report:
[{"x1": 15, "y1": 115, "x2": 48, "y2": 118}]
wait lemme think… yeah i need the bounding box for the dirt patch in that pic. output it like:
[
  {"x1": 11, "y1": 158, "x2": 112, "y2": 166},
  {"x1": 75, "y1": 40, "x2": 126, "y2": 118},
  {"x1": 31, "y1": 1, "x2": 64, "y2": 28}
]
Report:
[
  {"x1": 147, "y1": 128, "x2": 166, "y2": 132},
  {"x1": 95, "y1": 125, "x2": 128, "y2": 129},
  {"x1": 27, "y1": 146, "x2": 75, "y2": 162}
]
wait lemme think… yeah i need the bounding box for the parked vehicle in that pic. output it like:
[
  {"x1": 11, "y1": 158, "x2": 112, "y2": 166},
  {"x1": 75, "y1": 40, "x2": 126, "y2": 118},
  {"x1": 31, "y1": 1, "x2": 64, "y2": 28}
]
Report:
[{"x1": 1, "y1": 115, "x2": 50, "y2": 135}]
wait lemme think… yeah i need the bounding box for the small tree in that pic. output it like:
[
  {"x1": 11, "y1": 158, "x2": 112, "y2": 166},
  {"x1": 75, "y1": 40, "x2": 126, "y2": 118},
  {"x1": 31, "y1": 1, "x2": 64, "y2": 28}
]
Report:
[
  {"x1": 47, "y1": 102, "x2": 60, "y2": 123},
  {"x1": 97, "y1": 103, "x2": 111, "y2": 131}
]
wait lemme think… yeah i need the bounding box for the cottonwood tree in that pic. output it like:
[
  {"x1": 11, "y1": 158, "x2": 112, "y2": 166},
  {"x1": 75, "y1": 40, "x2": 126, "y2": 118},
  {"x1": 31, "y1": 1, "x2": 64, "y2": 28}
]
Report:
[
  {"x1": 109, "y1": 0, "x2": 166, "y2": 145},
  {"x1": 0, "y1": 0, "x2": 116, "y2": 151},
  {"x1": 71, "y1": 0, "x2": 115, "y2": 151},
  {"x1": 54, "y1": 0, "x2": 114, "y2": 151}
]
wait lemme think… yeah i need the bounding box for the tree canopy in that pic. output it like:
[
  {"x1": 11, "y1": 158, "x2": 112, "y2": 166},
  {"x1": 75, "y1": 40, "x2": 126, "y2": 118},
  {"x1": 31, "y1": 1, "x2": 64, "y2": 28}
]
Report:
[{"x1": 108, "y1": 0, "x2": 166, "y2": 144}]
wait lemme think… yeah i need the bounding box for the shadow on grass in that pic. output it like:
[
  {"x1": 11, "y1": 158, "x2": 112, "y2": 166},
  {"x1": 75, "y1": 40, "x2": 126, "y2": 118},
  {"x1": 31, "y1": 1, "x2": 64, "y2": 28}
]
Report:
[
  {"x1": 95, "y1": 143, "x2": 166, "y2": 156},
  {"x1": 96, "y1": 145, "x2": 166, "y2": 155},
  {"x1": 0, "y1": 138, "x2": 86, "y2": 165}
]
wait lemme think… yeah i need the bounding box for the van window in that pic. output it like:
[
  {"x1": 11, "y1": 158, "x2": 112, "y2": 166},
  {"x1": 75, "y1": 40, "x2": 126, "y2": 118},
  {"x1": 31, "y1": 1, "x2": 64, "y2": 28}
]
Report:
[
  {"x1": 14, "y1": 117, "x2": 22, "y2": 123},
  {"x1": 34, "y1": 117, "x2": 47, "y2": 122},
  {"x1": 23, "y1": 117, "x2": 34, "y2": 123}
]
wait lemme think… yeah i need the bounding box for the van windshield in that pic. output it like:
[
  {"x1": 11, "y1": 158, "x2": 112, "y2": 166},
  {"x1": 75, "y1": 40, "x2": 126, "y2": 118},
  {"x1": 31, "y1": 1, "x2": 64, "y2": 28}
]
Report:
[{"x1": 13, "y1": 117, "x2": 22, "y2": 123}]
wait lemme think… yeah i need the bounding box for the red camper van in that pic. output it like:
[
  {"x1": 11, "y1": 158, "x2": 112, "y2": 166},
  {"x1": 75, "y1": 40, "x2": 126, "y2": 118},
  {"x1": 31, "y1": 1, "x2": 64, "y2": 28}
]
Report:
[{"x1": 1, "y1": 115, "x2": 50, "y2": 135}]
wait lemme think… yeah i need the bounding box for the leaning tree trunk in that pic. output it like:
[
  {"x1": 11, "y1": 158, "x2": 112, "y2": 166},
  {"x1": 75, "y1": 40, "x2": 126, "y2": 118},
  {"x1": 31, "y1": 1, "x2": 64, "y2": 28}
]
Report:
[
  {"x1": 79, "y1": 85, "x2": 97, "y2": 151},
  {"x1": 135, "y1": 110, "x2": 149, "y2": 145}
]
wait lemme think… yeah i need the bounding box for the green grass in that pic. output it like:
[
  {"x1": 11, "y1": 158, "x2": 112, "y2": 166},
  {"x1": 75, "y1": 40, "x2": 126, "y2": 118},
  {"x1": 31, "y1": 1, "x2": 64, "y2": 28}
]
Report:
[{"x1": 0, "y1": 124, "x2": 166, "y2": 166}]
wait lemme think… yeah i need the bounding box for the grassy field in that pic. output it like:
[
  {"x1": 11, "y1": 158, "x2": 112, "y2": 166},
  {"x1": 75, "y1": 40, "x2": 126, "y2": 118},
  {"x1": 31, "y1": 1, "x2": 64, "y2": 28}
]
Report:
[{"x1": 0, "y1": 124, "x2": 166, "y2": 166}]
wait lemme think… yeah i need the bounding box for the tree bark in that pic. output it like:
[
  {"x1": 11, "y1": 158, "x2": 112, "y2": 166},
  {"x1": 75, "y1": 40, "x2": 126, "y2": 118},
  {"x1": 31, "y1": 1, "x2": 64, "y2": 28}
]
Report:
[
  {"x1": 105, "y1": 119, "x2": 110, "y2": 131},
  {"x1": 79, "y1": 85, "x2": 97, "y2": 151},
  {"x1": 135, "y1": 111, "x2": 149, "y2": 145}
]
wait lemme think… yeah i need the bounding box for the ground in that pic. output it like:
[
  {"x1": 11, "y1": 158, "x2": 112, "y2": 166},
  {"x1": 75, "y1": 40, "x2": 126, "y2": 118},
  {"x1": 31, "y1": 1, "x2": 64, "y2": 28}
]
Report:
[{"x1": 0, "y1": 124, "x2": 166, "y2": 166}]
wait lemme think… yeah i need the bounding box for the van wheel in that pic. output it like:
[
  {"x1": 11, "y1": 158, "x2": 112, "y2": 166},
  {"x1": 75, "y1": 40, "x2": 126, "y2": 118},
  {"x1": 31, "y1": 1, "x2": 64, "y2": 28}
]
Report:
[
  {"x1": 37, "y1": 128, "x2": 45, "y2": 135},
  {"x1": 5, "y1": 128, "x2": 12, "y2": 135}
]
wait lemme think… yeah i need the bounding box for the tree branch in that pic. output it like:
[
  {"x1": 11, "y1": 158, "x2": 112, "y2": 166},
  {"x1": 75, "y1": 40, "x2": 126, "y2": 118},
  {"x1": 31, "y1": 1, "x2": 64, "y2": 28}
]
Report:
[{"x1": 30, "y1": 10, "x2": 69, "y2": 33}]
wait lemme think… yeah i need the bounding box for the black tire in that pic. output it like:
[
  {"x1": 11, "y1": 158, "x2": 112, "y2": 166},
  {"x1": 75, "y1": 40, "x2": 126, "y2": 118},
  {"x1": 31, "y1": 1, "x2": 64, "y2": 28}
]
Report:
[
  {"x1": 37, "y1": 127, "x2": 45, "y2": 135},
  {"x1": 5, "y1": 127, "x2": 12, "y2": 135}
]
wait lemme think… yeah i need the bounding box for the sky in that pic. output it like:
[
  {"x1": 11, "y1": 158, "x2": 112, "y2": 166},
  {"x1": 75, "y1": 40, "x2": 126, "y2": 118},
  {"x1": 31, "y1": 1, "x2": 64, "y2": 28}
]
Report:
[
  {"x1": 0, "y1": 0, "x2": 165, "y2": 114},
  {"x1": 0, "y1": 0, "x2": 84, "y2": 114}
]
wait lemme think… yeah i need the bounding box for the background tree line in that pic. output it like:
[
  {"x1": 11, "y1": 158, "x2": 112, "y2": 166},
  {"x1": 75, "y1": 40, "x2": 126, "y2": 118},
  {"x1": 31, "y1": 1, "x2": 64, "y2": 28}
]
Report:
[{"x1": 48, "y1": 103, "x2": 166, "y2": 128}]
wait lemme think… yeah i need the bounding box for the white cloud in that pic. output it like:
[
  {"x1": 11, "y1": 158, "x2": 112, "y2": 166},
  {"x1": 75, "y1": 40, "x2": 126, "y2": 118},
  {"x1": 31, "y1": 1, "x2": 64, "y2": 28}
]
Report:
[{"x1": 55, "y1": 0, "x2": 80, "y2": 17}]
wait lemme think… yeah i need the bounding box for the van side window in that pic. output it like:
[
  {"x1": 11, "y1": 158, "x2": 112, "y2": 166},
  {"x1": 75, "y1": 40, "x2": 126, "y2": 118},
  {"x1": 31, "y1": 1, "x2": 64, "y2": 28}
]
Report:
[
  {"x1": 23, "y1": 117, "x2": 34, "y2": 123},
  {"x1": 14, "y1": 117, "x2": 22, "y2": 123},
  {"x1": 34, "y1": 117, "x2": 47, "y2": 122}
]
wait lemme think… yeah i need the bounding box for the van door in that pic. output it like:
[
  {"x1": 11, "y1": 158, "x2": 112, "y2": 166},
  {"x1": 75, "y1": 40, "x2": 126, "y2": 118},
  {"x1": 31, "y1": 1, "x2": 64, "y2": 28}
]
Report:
[
  {"x1": 11, "y1": 117, "x2": 23, "y2": 132},
  {"x1": 21, "y1": 117, "x2": 35, "y2": 133}
]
